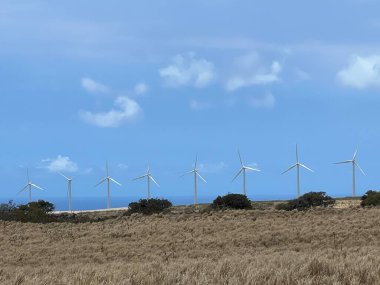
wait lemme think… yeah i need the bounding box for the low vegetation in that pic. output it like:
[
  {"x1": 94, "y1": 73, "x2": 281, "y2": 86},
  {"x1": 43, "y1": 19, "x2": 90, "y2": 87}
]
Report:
[
  {"x1": 275, "y1": 192, "x2": 335, "y2": 211},
  {"x1": 0, "y1": 200, "x2": 56, "y2": 223},
  {"x1": 128, "y1": 198, "x2": 172, "y2": 215},
  {"x1": 0, "y1": 206, "x2": 379, "y2": 284},
  {"x1": 361, "y1": 190, "x2": 380, "y2": 207},
  {"x1": 211, "y1": 193, "x2": 252, "y2": 210}
]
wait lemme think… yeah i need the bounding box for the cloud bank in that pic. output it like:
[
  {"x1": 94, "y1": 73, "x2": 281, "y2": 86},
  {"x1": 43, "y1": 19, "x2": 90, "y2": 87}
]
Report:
[
  {"x1": 159, "y1": 53, "x2": 215, "y2": 88},
  {"x1": 338, "y1": 54, "x2": 380, "y2": 89},
  {"x1": 42, "y1": 155, "x2": 78, "y2": 173},
  {"x1": 80, "y1": 96, "x2": 141, "y2": 128},
  {"x1": 81, "y1": 77, "x2": 110, "y2": 94},
  {"x1": 226, "y1": 52, "x2": 282, "y2": 91}
]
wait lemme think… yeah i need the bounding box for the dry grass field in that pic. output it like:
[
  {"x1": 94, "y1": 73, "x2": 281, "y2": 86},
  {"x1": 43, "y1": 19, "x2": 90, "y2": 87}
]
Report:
[{"x1": 0, "y1": 206, "x2": 379, "y2": 285}]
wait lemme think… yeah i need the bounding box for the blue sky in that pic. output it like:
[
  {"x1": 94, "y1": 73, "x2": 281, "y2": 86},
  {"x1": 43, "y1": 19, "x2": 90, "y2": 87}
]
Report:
[{"x1": 1, "y1": 0, "x2": 380, "y2": 207}]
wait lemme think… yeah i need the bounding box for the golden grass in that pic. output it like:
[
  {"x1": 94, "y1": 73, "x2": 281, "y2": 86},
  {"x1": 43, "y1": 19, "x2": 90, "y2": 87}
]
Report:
[{"x1": 1, "y1": 207, "x2": 379, "y2": 284}]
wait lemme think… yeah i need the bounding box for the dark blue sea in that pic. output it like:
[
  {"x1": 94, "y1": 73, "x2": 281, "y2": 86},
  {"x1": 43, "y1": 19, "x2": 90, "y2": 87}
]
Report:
[{"x1": 1, "y1": 194, "x2": 291, "y2": 211}]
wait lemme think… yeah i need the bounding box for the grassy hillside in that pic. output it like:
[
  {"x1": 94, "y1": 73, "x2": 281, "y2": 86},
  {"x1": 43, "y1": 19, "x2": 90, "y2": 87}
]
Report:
[{"x1": 0, "y1": 206, "x2": 379, "y2": 284}]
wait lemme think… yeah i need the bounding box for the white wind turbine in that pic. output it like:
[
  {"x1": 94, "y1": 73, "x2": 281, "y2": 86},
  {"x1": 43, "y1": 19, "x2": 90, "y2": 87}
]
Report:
[
  {"x1": 334, "y1": 150, "x2": 365, "y2": 197},
  {"x1": 181, "y1": 154, "x2": 207, "y2": 206},
  {"x1": 232, "y1": 151, "x2": 260, "y2": 196},
  {"x1": 282, "y1": 145, "x2": 314, "y2": 198},
  {"x1": 19, "y1": 169, "x2": 44, "y2": 203},
  {"x1": 133, "y1": 167, "x2": 159, "y2": 199},
  {"x1": 95, "y1": 161, "x2": 122, "y2": 209},
  {"x1": 59, "y1": 172, "x2": 73, "y2": 212}
]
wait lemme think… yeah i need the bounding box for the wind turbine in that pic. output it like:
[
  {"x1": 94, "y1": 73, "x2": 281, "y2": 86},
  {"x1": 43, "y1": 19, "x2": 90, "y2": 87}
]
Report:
[
  {"x1": 59, "y1": 172, "x2": 73, "y2": 212},
  {"x1": 232, "y1": 151, "x2": 260, "y2": 196},
  {"x1": 95, "y1": 161, "x2": 122, "y2": 209},
  {"x1": 133, "y1": 167, "x2": 159, "y2": 199},
  {"x1": 334, "y1": 150, "x2": 365, "y2": 197},
  {"x1": 19, "y1": 169, "x2": 44, "y2": 203},
  {"x1": 181, "y1": 154, "x2": 207, "y2": 206},
  {"x1": 282, "y1": 145, "x2": 314, "y2": 198}
]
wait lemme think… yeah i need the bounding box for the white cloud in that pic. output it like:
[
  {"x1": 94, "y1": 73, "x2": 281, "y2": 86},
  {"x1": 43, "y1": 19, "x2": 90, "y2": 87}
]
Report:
[
  {"x1": 42, "y1": 155, "x2": 78, "y2": 173},
  {"x1": 189, "y1": 99, "x2": 212, "y2": 111},
  {"x1": 80, "y1": 96, "x2": 141, "y2": 128},
  {"x1": 159, "y1": 53, "x2": 215, "y2": 88},
  {"x1": 250, "y1": 92, "x2": 275, "y2": 109},
  {"x1": 293, "y1": 67, "x2": 310, "y2": 81},
  {"x1": 338, "y1": 55, "x2": 380, "y2": 89},
  {"x1": 198, "y1": 162, "x2": 228, "y2": 173},
  {"x1": 226, "y1": 52, "x2": 282, "y2": 91},
  {"x1": 81, "y1": 77, "x2": 110, "y2": 94},
  {"x1": 117, "y1": 163, "x2": 128, "y2": 170},
  {"x1": 134, "y1": 82, "x2": 149, "y2": 95}
]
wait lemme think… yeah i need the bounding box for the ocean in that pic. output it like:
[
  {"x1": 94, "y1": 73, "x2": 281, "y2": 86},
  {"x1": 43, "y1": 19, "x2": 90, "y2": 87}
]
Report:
[{"x1": 1, "y1": 194, "x2": 292, "y2": 211}]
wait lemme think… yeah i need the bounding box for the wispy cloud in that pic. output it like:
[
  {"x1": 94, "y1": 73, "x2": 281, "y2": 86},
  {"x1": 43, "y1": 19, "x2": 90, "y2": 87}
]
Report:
[
  {"x1": 189, "y1": 99, "x2": 212, "y2": 111},
  {"x1": 337, "y1": 54, "x2": 380, "y2": 89},
  {"x1": 250, "y1": 92, "x2": 275, "y2": 109},
  {"x1": 134, "y1": 82, "x2": 149, "y2": 95},
  {"x1": 117, "y1": 163, "x2": 128, "y2": 170},
  {"x1": 159, "y1": 53, "x2": 215, "y2": 88},
  {"x1": 226, "y1": 52, "x2": 282, "y2": 91},
  {"x1": 198, "y1": 162, "x2": 228, "y2": 173},
  {"x1": 81, "y1": 77, "x2": 110, "y2": 94},
  {"x1": 80, "y1": 96, "x2": 141, "y2": 128},
  {"x1": 42, "y1": 155, "x2": 78, "y2": 173}
]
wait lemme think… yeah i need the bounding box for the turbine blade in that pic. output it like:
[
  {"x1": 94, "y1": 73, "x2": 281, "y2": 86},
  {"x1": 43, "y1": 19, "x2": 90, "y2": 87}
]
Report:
[
  {"x1": 27, "y1": 168, "x2": 30, "y2": 182},
  {"x1": 334, "y1": 160, "x2": 352, "y2": 164},
  {"x1": 296, "y1": 144, "x2": 299, "y2": 163},
  {"x1": 195, "y1": 153, "x2": 198, "y2": 169},
  {"x1": 150, "y1": 175, "x2": 160, "y2": 187},
  {"x1": 281, "y1": 164, "x2": 297, "y2": 175},
  {"x1": 299, "y1": 163, "x2": 314, "y2": 172},
  {"x1": 353, "y1": 150, "x2": 358, "y2": 160},
  {"x1": 180, "y1": 170, "x2": 194, "y2": 177},
  {"x1": 31, "y1": 183, "x2": 44, "y2": 190},
  {"x1": 244, "y1": 166, "x2": 261, "y2": 172},
  {"x1": 109, "y1": 177, "x2": 122, "y2": 186},
  {"x1": 133, "y1": 175, "x2": 147, "y2": 180},
  {"x1": 196, "y1": 172, "x2": 207, "y2": 183},
  {"x1": 18, "y1": 185, "x2": 29, "y2": 194},
  {"x1": 94, "y1": 178, "x2": 107, "y2": 187},
  {"x1": 58, "y1": 172, "x2": 70, "y2": 180},
  {"x1": 106, "y1": 160, "x2": 109, "y2": 176},
  {"x1": 232, "y1": 168, "x2": 243, "y2": 181},
  {"x1": 355, "y1": 162, "x2": 366, "y2": 176},
  {"x1": 238, "y1": 151, "x2": 243, "y2": 167}
]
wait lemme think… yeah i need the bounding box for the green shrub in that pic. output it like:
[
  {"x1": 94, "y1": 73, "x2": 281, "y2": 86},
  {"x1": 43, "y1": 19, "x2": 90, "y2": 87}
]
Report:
[
  {"x1": 0, "y1": 200, "x2": 55, "y2": 223},
  {"x1": 14, "y1": 200, "x2": 55, "y2": 223},
  {"x1": 361, "y1": 190, "x2": 380, "y2": 207},
  {"x1": 128, "y1": 198, "x2": 172, "y2": 215},
  {"x1": 211, "y1": 194, "x2": 252, "y2": 210},
  {"x1": 275, "y1": 192, "x2": 335, "y2": 211}
]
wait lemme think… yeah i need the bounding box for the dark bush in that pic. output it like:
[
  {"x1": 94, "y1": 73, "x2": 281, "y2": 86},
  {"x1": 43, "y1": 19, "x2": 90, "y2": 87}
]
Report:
[
  {"x1": 13, "y1": 200, "x2": 55, "y2": 223},
  {"x1": 361, "y1": 190, "x2": 380, "y2": 207},
  {"x1": 0, "y1": 200, "x2": 17, "y2": 220},
  {"x1": 0, "y1": 200, "x2": 55, "y2": 223},
  {"x1": 275, "y1": 192, "x2": 335, "y2": 211},
  {"x1": 128, "y1": 198, "x2": 172, "y2": 215},
  {"x1": 211, "y1": 194, "x2": 252, "y2": 210}
]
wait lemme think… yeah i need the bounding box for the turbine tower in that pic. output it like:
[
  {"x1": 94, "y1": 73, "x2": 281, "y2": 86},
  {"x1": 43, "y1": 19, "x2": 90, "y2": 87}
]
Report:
[
  {"x1": 232, "y1": 151, "x2": 260, "y2": 196},
  {"x1": 282, "y1": 145, "x2": 314, "y2": 198},
  {"x1": 19, "y1": 169, "x2": 44, "y2": 203},
  {"x1": 182, "y1": 154, "x2": 207, "y2": 206},
  {"x1": 95, "y1": 161, "x2": 122, "y2": 209},
  {"x1": 59, "y1": 172, "x2": 73, "y2": 212},
  {"x1": 133, "y1": 167, "x2": 159, "y2": 199},
  {"x1": 334, "y1": 150, "x2": 365, "y2": 197}
]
